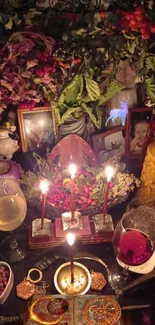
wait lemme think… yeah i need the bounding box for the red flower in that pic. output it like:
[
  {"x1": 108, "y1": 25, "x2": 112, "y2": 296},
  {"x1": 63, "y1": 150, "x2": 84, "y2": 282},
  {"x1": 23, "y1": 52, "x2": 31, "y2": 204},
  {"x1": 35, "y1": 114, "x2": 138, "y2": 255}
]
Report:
[
  {"x1": 100, "y1": 12, "x2": 106, "y2": 18},
  {"x1": 57, "y1": 61, "x2": 70, "y2": 69},
  {"x1": 73, "y1": 58, "x2": 81, "y2": 64}
]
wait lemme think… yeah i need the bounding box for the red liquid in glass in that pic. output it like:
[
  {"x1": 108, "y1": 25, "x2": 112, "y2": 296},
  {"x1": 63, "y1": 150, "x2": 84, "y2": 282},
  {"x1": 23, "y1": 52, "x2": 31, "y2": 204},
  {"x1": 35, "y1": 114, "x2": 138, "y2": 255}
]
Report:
[{"x1": 118, "y1": 230, "x2": 154, "y2": 266}]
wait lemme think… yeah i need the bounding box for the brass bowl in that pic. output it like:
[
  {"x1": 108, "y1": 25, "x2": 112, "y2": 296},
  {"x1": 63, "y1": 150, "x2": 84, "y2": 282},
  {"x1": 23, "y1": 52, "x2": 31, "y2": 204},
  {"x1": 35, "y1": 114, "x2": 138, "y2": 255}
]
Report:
[{"x1": 54, "y1": 262, "x2": 91, "y2": 296}]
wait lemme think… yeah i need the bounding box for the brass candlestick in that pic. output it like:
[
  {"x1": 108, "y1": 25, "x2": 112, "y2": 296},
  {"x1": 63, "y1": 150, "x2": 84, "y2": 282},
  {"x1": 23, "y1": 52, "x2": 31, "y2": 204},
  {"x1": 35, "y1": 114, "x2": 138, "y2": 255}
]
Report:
[{"x1": 54, "y1": 262, "x2": 91, "y2": 295}]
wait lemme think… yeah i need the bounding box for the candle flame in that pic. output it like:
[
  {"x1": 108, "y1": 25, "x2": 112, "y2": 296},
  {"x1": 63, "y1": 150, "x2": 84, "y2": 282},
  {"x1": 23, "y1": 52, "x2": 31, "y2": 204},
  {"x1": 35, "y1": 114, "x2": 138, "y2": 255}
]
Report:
[
  {"x1": 40, "y1": 180, "x2": 48, "y2": 194},
  {"x1": 68, "y1": 163, "x2": 77, "y2": 179},
  {"x1": 66, "y1": 232, "x2": 75, "y2": 246},
  {"x1": 105, "y1": 165, "x2": 113, "y2": 182},
  {"x1": 39, "y1": 119, "x2": 44, "y2": 127}
]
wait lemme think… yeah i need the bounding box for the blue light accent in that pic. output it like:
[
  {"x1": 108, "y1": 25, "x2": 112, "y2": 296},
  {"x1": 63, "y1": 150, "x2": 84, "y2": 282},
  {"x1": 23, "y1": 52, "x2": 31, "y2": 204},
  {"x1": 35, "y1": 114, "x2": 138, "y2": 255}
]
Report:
[{"x1": 105, "y1": 101, "x2": 128, "y2": 127}]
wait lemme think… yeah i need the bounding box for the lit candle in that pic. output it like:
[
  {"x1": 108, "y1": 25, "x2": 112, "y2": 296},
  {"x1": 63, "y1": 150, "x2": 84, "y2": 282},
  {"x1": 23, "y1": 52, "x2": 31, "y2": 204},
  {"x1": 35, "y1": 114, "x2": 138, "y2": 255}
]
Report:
[
  {"x1": 103, "y1": 166, "x2": 113, "y2": 224},
  {"x1": 40, "y1": 180, "x2": 48, "y2": 229},
  {"x1": 68, "y1": 164, "x2": 77, "y2": 223},
  {"x1": 66, "y1": 232, "x2": 75, "y2": 283}
]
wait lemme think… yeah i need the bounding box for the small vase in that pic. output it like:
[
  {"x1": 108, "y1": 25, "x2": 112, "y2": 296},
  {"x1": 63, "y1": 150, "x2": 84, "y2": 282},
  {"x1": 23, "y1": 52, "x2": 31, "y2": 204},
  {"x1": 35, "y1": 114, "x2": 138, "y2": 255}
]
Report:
[{"x1": 58, "y1": 114, "x2": 88, "y2": 140}]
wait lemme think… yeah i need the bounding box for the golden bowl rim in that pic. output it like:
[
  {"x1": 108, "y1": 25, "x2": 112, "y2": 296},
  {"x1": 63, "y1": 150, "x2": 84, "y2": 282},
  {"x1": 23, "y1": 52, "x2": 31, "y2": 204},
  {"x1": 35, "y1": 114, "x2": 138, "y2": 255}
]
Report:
[{"x1": 54, "y1": 261, "x2": 91, "y2": 295}]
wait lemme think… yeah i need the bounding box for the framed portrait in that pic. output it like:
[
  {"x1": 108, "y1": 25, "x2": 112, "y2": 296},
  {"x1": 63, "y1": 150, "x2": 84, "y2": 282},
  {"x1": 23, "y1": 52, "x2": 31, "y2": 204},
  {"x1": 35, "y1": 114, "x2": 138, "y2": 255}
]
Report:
[
  {"x1": 91, "y1": 126, "x2": 126, "y2": 164},
  {"x1": 17, "y1": 107, "x2": 57, "y2": 152},
  {"x1": 126, "y1": 107, "x2": 153, "y2": 158}
]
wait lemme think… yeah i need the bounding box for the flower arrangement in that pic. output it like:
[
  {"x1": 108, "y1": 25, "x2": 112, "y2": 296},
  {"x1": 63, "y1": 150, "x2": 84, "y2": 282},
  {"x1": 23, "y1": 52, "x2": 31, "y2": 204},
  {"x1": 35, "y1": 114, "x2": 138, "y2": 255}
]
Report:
[
  {"x1": 21, "y1": 154, "x2": 140, "y2": 215},
  {"x1": 0, "y1": 4, "x2": 155, "y2": 124},
  {"x1": 0, "y1": 32, "x2": 57, "y2": 112}
]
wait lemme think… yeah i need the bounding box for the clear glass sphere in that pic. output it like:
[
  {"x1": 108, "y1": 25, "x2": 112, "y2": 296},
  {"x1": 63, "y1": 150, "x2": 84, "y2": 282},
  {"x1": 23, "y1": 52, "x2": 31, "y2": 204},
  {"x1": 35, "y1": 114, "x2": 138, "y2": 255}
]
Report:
[{"x1": 0, "y1": 176, "x2": 27, "y2": 231}]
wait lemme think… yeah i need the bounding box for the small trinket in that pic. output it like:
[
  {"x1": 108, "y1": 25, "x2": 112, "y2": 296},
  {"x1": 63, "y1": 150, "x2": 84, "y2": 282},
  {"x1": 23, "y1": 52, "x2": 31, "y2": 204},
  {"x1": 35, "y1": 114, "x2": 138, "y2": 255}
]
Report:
[
  {"x1": 90, "y1": 272, "x2": 106, "y2": 291},
  {"x1": 16, "y1": 268, "x2": 43, "y2": 300}
]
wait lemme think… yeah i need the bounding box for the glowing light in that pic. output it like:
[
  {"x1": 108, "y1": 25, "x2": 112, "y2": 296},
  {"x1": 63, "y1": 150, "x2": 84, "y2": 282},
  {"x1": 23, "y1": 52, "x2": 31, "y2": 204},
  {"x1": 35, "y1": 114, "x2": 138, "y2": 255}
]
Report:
[
  {"x1": 105, "y1": 100, "x2": 128, "y2": 127},
  {"x1": 26, "y1": 127, "x2": 30, "y2": 134},
  {"x1": 29, "y1": 296, "x2": 62, "y2": 325},
  {"x1": 40, "y1": 180, "x2": 48, "y2": 194},
  {"x1": 39, "y1": 120, "x2": 44, "y2": 127},
  {"x1": 105, "y1": 166, "x2": 113, "y2": 182},
  {"x1": 68, "y1": 163, "x2": 77, "y2": 179},
  {"x1": 66, "y1": 232, "x2": 75, "y2": 246}
]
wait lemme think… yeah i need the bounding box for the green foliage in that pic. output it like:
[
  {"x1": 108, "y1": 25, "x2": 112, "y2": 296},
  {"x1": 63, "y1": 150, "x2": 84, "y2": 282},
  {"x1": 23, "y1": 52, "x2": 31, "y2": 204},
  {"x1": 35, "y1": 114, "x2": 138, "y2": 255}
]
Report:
[
  {"x1": 59, "y1": 74, "x2": 83, "y2": 106},
  {"x1": 98, "y1": 80, "x2": 125, "y2": 106},
  {"x1": 0, "y1": 6, "x2": 155, "y2": 124},
  {"x1": 145, "y1": 78, "x2": 155, "y2": 101},
  {"x1": 52, "y1": 71, "x2": 103, "y2": 127},
  {"x1": 145, "y1": 55, "x2": 155, "y2": 71},
  {"x1": 85, "y1": 76, "x2": 101, "y2": 102}
]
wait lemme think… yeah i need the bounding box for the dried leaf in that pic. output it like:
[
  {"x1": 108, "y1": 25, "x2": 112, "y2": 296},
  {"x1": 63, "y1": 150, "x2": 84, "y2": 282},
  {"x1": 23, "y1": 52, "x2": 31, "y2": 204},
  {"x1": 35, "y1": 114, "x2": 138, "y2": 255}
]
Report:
[
  {"x1": 27, "y1": 60, "x2": 38, "y2": 69},
  {"x1": 21, "y1": 71, "x2": 32, "y2": 78},
  {"x1": 0, "y1": 80, "x2": 13, "y2": 91}
]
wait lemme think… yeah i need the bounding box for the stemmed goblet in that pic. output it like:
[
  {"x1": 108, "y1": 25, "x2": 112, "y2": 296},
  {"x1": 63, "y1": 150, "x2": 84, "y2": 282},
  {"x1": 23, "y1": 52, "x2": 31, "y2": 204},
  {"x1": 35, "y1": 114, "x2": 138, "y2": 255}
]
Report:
[
  {"x1": 108, "y1": 206, "x2": 155, "y2": 294},
  {"x1": 0, "y1": 176, "x2": 27, "y2": 263}
]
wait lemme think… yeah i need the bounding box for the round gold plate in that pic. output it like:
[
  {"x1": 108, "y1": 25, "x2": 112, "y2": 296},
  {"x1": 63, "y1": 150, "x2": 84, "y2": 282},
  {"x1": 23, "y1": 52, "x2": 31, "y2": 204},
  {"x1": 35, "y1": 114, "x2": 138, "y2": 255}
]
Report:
[
  {"x1": 82, "y1": 296, "x2": 121, "y2": 325},
  {"x1": 54, "y1": 262, "x2": 91, "y2": 295}
]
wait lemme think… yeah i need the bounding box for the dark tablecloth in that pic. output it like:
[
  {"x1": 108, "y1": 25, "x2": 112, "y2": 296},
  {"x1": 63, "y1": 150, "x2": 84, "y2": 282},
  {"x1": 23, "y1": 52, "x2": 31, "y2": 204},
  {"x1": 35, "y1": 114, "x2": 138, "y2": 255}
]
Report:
[
  {"x1": 0, "y1": 202, "x2": 155, "y2": 325},
  {"x1": 0, "y1": 152, "x2": 155, "y2": 324}
]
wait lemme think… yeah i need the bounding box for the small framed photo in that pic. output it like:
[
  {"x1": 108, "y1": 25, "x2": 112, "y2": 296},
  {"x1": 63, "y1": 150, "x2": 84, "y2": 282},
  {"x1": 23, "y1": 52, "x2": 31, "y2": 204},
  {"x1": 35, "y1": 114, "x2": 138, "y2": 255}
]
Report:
[
  {"x1": 91, "y1": 126, "x2": 126, "y2": 163},
  {"x1": 126, "y1": 107, "x2": 153, "y2": 157},
  {"x1": 17, "y1": 107, "x2": 57, "y2": 152}
]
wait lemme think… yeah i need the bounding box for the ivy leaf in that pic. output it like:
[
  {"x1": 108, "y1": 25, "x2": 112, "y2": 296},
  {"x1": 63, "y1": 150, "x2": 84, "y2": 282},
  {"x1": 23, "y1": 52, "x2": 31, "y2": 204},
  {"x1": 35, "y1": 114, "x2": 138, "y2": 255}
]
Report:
[
  {"x1": 96, "y1": 48, "x2": 105, "y2": 53},
  {"x1": 74, "y1": 28, "x2": 87, "y2": 36},
  {"x1": 5, "y1": 18, "x2": 13, "y2": 30},
  {"x1": 82, "y1": 103, "x2": 102, "y2": 128},
  {"x1": 93, "y1": 12, "x2": 102, "y2": 25},
  {"x1": 127, "y1": 41, "x2": 136, "y2": 54},
  {"x1": 98, "y1": 80, "x2": 125, "y2": 106},
  {"x1": 62, "y1": 33, "x2": 68, "y2": 41},
  {"x1": 24, "y1": 9, "x2": 42, "y2": 25},
  {"x1": 59, "y1": 74, "x2": 83, "y2": 106},
  {"x1": 13, "y1": 14, "x2": 22, "y2": 26},
  {"x1": 145, "y1": 78, "x2": 155, "y2": 101},
  {"x1": 89, "y1": 27, "x2": 102, "y2": 35},
  {"x1": 145, "y1": 55, "x2": 155, "y2": 71},
  {"x1": 85, "y1": 76, "x2": 101, "y2": 101}
]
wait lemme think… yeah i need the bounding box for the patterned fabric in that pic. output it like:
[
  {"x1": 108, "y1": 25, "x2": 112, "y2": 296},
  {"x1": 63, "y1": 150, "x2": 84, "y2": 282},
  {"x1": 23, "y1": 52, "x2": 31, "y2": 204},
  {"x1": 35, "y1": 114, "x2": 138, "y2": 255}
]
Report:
[{"x1": 0, "y1": 0, "x2": 142, "y2": 12}]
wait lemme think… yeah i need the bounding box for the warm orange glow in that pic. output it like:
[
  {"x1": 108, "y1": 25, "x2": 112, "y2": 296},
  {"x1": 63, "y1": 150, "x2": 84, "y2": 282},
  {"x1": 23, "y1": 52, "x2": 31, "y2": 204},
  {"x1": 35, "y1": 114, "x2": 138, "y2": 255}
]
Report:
[
  {"x1": 29, "y1": 297, "x2": 62, "y2": 325},
  {"x1": 68, "y1": 163, "x2": 77, "y2": 179},
  {"x1": 105, "y1": 165, "x2": 113, "y2": 182},
  {"x1": 40, "y1": 179, "x2": 48, "y2": 194},
  {"x1": 66, "y1": 232, "x2": 75, "y2": 246}
]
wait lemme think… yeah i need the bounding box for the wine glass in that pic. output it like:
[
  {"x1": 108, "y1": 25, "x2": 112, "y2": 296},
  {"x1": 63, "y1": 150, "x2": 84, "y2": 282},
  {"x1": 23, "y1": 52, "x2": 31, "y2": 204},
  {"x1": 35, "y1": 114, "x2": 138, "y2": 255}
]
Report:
[
  {"x1": 108, "y1": 206, "x2": 155, "y2": 294},
  {"x1": 0, "y1": 177, "x2": 27, "y2": 263}
]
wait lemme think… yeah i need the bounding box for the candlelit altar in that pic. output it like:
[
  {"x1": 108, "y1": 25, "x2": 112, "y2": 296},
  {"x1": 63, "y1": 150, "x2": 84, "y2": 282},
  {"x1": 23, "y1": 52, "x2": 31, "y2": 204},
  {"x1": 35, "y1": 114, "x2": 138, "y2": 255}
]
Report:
[
  {"x1": 23, "y1": 135, "x2": 140, "y2": 249},
  {"x1": 0, "y1": 201, "x2": 155, "y2": 325}
]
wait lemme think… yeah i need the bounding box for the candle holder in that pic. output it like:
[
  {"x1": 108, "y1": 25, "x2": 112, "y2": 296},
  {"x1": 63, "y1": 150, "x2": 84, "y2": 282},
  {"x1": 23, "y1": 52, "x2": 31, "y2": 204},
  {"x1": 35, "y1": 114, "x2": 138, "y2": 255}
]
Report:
[
  {"x1": 54, "y1": 262, "x2": 91, "y2": 295},
  {"x1": 31, "y1": 218, "x2": 52, "y2": 237},
  {"x1": 62, "y1": 211, "x2": 83, "y2": 231},
  {"x1": 92, "y1": 165, "x2": 114, "y2": 237},
  {"x1": 93, "y1": 213, "x2": 114, "y2": 233},
  {"x1": 29, "y1": 180, "x2": 54, "y2": 248}
]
